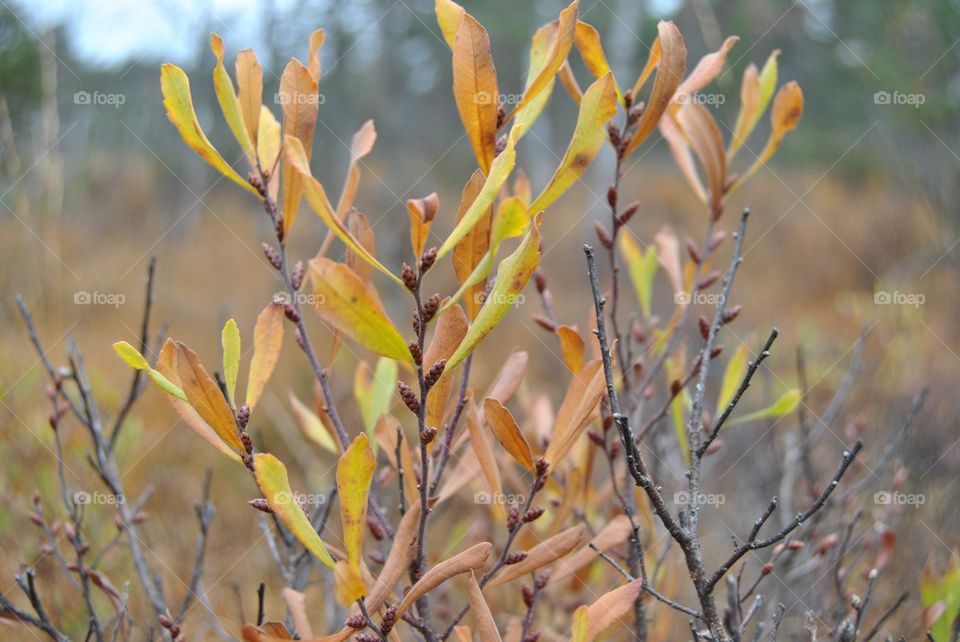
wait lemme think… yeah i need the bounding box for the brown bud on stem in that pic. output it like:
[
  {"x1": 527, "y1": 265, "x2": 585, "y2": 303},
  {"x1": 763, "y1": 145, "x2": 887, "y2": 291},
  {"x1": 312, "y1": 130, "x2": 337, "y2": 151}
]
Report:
[
  {"x1": 397, "y1": 381, "x2": 420, "y2": 415},
  {"x1": 262, "y1": 243, "x2": 282, "y2": 270}
]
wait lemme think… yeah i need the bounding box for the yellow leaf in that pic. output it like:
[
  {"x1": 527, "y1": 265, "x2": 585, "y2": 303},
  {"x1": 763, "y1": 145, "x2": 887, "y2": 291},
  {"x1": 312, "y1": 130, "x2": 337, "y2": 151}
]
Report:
[
  {"x1": 160, "y1": 64, "x2": 261, "y2": 198},
  {"x1": 544, "y1": 359, "x2": 605, "y2": 465},
  {"x1": 245, "y1": 303, "x2": 284, "y2": 411},
  {"x1": 254, "y1": 453, "x2": 335, "y2": 568},
  {"x1": 279, "y1": 59, "x2": 319, "y2": 231},
  {"x1": 483, "y1": 397, "x2": 534, "y2": 470},
  {"x1": 235, "y1": 49, "x2": 262, "y2": 148},
  {"x1": 307, "y1": 29, "x2": 325, "y2": 82},
  {"x1": 446, "y1": 216, "x2": 541, "y2": 369},
  {"x1": 285, "y1": 136, "x2": 405, "y2": 287},
  {"x1": 623, "y1": 21, "x2": 686, "y2": 156},
  {"x1": 407, "y1": 192, "x2": 438, "y2": 260},
  {"x1": 439, "y1": 136, "x2": 516, "y2": 259},
  {"x1": 307, "y1": 257, "x2": 413, "y2": 363},
  {"x1": 619, "y1": 234, "x2": 658, "y2": 318},
  {"x1": 555, "y1": 325, "x2": 585, "y2": 373},
  {"x1": 529, "y1": 73, "x2": 617, "y2": 214},
  {"x1": 729, "y1": 50, "x2": 779, "y2": 160},
  {"x1": 727, "y1": 389, "x2": 801, "y2": 427},
  {"x1": 452, "y1": 12, "x2": 499, "y2": 172},
  {"x1": 335, "y1": 433, "x2": 376, "y2": 604},
  {"x1": 452, "y1": 170, "x2": 493, "y2": 319},
  {"x1": 210, "y1": 34, "x2": 255, "y2": 162},
  {"x1": 221, "y1": 318, "x2": 241, "y2": 405},
  {"x1": 716, "y1": 344, "x2": 749, "y2": 416},
  {"x1": 153, "y1": 339, "x2": 242, "y2": 462},
  {"x1": 632, "y1": 36, "x2": 661, "y2": 97},
  {"x1": 435, "y1": 0, "x2": 466, "y2": 49},
  {"x1": 571, "y1": 605, "x2": 589, "y2": 642},
  {"x1": 112, "y1": 340, "x2": 186, "y2": 401},
  {"x1": 467, "y1": 571, "x2": 502, "y2": 642},
  {"x1": 573, "y1": 21, "x2": 623, "y2": 103},
  {"x1": 734, "y1": 80, "x2": 803, "y2": 188},
  {"x1": 507, "y1": 1, "x2": 579, "y2": 125},
  {"x1": 257, "y1": 106, "x2": 281, "y2": 177},
  {"x1": 175, "y1": 341, "x2": 245, "y2": 455},
  {"x1": 289, "y1": 391, "x2": 338, "y2": 454},
  {"x1": 336, "y1": 120, "x2": 377, "y2": 219}
]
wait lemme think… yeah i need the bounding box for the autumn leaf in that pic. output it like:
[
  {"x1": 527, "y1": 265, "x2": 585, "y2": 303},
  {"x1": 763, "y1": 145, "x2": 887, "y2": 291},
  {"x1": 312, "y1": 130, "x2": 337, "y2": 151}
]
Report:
[
  {"x1": 176, "y1": 341, "x2": 246, "y2": 455},
  {"x1": 210, "y1": 33, "x2": 255, "y2": 164},
  {"x1": 278, "y1": 58, "x2": 319, "y2": 231},
  {"x1": 452, "y1": 12, "x2": 499, "y2": 172},
  {"x1": 112, "y1": 340, "x2": 186, "y2": 402},
  {"x1": 396, "y1": 542, "x2": 492, "y2": 618},
  {"x1": 425, "y1": 303, "x2": 469, "y2": 445},
  {"x1": 573, "y1": 21, "x2": 623, "y2": 103},
  {"x1": 446, "y1": 215, "x2": 541, "y2": 369},
  {"x1": 336, "y1": 120, "x2": 377, "y2": 219},
  {"x1": 510, "y1": 20, "x2": 560, "y2": 142},
  {"x1": 288, "y1": 391, "x2": 338, "y2": 454},
  {"x1": 285, "y1": 136, "x2": 405, "y2": 287},
  {"x1": 354, "y1": 358, "x2": 398, "y2": 437},
  {"x1": 623, "y1": 21, "x2": 686, "y2": 156},
  {"x1": 452, "y1": 170, "x2": 492, "y2": 319},
  {"x1": 436, "y1": 0, "x2": 466, "y2": 50},
  {"x1": 467, "y1": 571, "x2": 502, "y2": 642},
  {"x1": 675, "y1": 102, "x2": 726, "y2": 216},
  {"x1": 530, "y1": 73, "x2": 617, "y2": 214},
  {"x1": 734, "y1": 80, "x2": 804, "y2": 188},
  {"x1": 660, "y1": 110, "x2": 707, "y2": 203},
  {"x1": 571, "y1": 605, "x2": 589, "y2": 642},
  {"x1": 308, "y1": 257, "x2": 412, "y2": 363},
  {"x1": 483, "y1": 397, "x2": 534, "y2": 470},
  {"x1": 619, "y1": 233, "x2": 658, "y2": 318},
  {"x1": 467, "y1": 397, "x2": 503, "y2": 514},
  {"x1": 257, "y1": 106, "x2": 282, "y2": 182},
  {"x1": 254, "y1": 453, "x2": 335, "y2": 568},
  {"x1": 727, "y1": 389, "x2": 801, "y2": 427},
  {"x1": 672, "y1": 36, "x2": 739, "y2": 105},
  {"x1": 221, "y1": 318, "x2": 241, "y2": 405},
  {"x1": 407, "y1": 192, "x2": 438, "y2": 260},
  {"x1": 245, "y1": 303, "x2": 284, "y2": 411},
  {"x1": 729, "y1": 50, "x2": 779, "y2": 160},
  {"x1": 544, "y1": 359, "x2": 606, "y2": 465},
  {"x1": 439, "y1": 136, "x2": 516, "y2": 259},
  {"x1": 335, "y1": 433, "x2": 376, "y2": 604},
  {"x1": 716, "y1": 344, "x2": 749, "y2": 415},
  {"x1": 487, "y1": 524, "x2": 587, "y2": 587},
  {"x1": 235, "y1": 49, "x2": 262, "y2": 148},
  {"x1": 585, "y1": 580, "x2": 644, "y2": 640},
  {"x1": 160, "y1": 64, "x2": 261, "y2": 198}
]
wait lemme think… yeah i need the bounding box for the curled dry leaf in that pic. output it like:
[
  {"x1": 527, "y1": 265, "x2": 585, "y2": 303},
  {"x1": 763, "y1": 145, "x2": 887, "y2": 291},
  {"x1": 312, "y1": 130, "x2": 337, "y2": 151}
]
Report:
[
  {"x1": 672, "y1": 35, "x2": 739, "y2": 104},
  {"x1": 336, "y1": 119, "x2": 377, "y2": 219},
  {"x1": 675, "y1": 102, "x2": 726, "y2": 217},
  {"x1": 486, "y1": 524, "x2": 588, "y2": 588},
  {"x1": 396, "y1": 542, "x2": 493, "y2": 618}
]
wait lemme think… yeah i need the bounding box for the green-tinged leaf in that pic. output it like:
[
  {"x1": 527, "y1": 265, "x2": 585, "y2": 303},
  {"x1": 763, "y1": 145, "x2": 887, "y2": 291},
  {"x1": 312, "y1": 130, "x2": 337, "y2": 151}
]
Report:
[
  {"x1": 727, "y1": 389, "x2": 801, "y2": 427},
  {"x1": 245, "y1": 303, "x2": 284, "y2": 411},
  {"x1": 176, "y1": 341, "x2": 245, "y2": 454},
  {"x1": 278, "y1": 58, "x2": 319, "y2": 231},
  {"x1": 436, "y1": 0, "x2": 466, "y2": 49},
  {"x1": 619, "y1": 233, "x2": 657, "y2": 318},
  {"x1": 573, "y1": 21, "x2": 623, "y2": 103},
  {"x1": 452, "y1": 12, "x2": 499, "y2": 172},
  {"x1": 733, "y1": 81, "x2": 803, "y2": 188},
  {"x1": 729, "y1": 50, "x2": 779, "y2": 160},
  {"x1": 511, "y1": 21, "x2": 558, "y2": 142},
  {"x1": 112, "y1": 341, "x2": 186, "y2": 401},
  {"x1": 154, "y1": 340, "x2": 242, "y2": 462},
  {"x1": 221, "y1": 318, "x2": 241, "y2": 405},
  {"x1": 666, "y1": 356, "x2": 691, "y2": 466},
  {"x1": 623, "y1": 21, "x2": 686, "y2": 156},
  {"x1": 288, "y1": 391, "x2": 338, "y2": 454},
  {"x1": 210, "y1": 33, "x2": 255, "y2": 161},
  {"x1": 446, "y1": 216, "x2": 541, "y2": 369},
  {"x1": 438, "y1": 137, "x2": 516, "y2": 258},
  {"x1": 571, "y1": 605, "x2": 589, "y2": 642},
  {"x1": 354, "y1": 357, "x2": 398, "y2": 437},
  {"x1": 442, "y1": 196, "x2": 529, "y2": 312},
  {"x1": 923, "y1": 558, "x2": 960, "y2": 641},
  {"x1": 285, "y1": 136, "x2": 405, "y2": 287},
  {"x1": 308, "y1": 257, "x2": 413, "y2": 363},
  {"x1": 335, "y1": 433, "x2": 376, "y2": 604},
  {"x1": 160, "y1": 64, "x2": 261, "y2": 198},
  {"x1": 529, "y1": 73, "x2": 617, "y2": 214},
  {"x1": 716, "y1": 344, "x2": 748, "y2": 416},
  {"x1": 507, "y1": 1, "x2": 579, "y2": 125},
  {"x1": 254, "y1": 453, "x2": 335, "y2": 568}
]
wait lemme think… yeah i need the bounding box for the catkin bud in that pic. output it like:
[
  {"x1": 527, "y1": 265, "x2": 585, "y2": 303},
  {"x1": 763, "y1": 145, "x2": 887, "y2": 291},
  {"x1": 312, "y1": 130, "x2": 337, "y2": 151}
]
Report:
[
  {"x1": 240, "y1": 432, "x2": 254, "y2": 455},
  {"x1": 607, "y1": 123, "x2": 621, "y2": 148},
  {"x1": 420, "y1": 247, "x2": 438, "y2": 273},
  {"x1": 698, "y1": 315, "x2": 711, "y2": 340},
  {"x1": 248, "y1": 498, "x2": 272, "y2": 514},
  {"x1": 522, "y1": 585, "x2": 535, "y2": 608},
  {"x1": 381, "y1": 606, "x2": 398, "y2": 634},
  {"x1": 345, "y1": 615, "x2": 367, "y2": 629},
  {"x1": 533, "y1": 269, "x2": 547, "y2": 293},
  {"x1": 504, "y1": 551, "x2": 528, "y2": 565},
  {"x1": 236, "y1": 403, "x2": 251, "y2": 429},
  {"x1": 619, "y1": 201, "x2": 640, "y2": 225},
  {"x1": 291, "y1": 261, "x2": 305, "y2": 290},
  {"x1": 607, "y1": 185, "x2": 618, "y2": 209},
  {"x1": 423, "y1": 293, "x2": 440, "y2": 323},
  {"x1": 722, "y1": 305, "x2": 742, "y2": 324},
  {"x1": 687, "y1": 239, "x2": 702, "y2": 264},
  {"x1": 408, "y1": 342, "x2": 423, "y2": 365},
  {"x1": 262, "y1": 243, "x2": 282, "y2": 270},
  {"x1": 594, "y1": 221, "x2": 613, "y2": 249},
  {"x1": 697, "y1": 271, "x2": 721, "y2": 290},
  {"x1": 397, "y1": 381, "x2": 419, "y2": 415},
  {"x1": 425, "y1": 360, "x2": 446, "y2": 388},
  {"x1": 401, "y1": 263, "x2": 418, "y2": 291},
  {"x1": 533, "y1": 314, "x2": 556, "y2": 332},
  {"x1": 283, "y1": 303, "x2": 300, "y2": 323},
  {"x1": 523, "y1": 507, "x2": 544, "y2": 523},
  {"x1": 419, "y1": 426, "x2": 438, "y2": 445},
  {"x1": 367, "y1": 516, "x2": 385, "y2": 541}
]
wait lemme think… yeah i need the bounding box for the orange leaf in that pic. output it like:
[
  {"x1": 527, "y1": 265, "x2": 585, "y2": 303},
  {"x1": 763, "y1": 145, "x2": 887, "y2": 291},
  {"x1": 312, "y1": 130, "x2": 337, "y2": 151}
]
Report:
[
  {"x1": 452, "y1": 13, "x2": 499, "y2": 172},
  {"x1": 543, "y1": 359, "x2": 606, "y2": 465},
  {"x1": 486, "y1": 524, "x2": 587, "y2": 588},
  {"x1": 483, "y1": 397, "x2": 534, "y2": 470},
  {"x1": 278, "y1": 59, "x2": 319, "y2": 231},
  {"x1": 396, "y1": 542, "x2": 492, "y2": 618},
  {"x1": 245, "y1": 302, "x2": 284, "y2": 411},
  {"x1": 175, "y1": 341, "x2": 245, "y2": 455}
]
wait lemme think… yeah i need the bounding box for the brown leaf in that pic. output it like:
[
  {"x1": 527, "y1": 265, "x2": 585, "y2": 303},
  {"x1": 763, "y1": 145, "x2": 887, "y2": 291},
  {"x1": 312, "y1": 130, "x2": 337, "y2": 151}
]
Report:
[
  {"x1": 175, "y1": 341, "x2": 245, "y2": 454},
  {"x1": 425, "y1": 303, "x2": 469, "y2": 446},
  {"x1": 452, "y1": 13, "x2": 499, "y2": 172},
  {"x1": 483, "y1": 397, "x2": 534, "y2": 470},
  {"x1": 543, "y1": 359, "x2": 606, "y2": 465},
  {"x1": 486, "y1": 524, "x2": 588, "y2": 588},
  {"x1": 550, "y1": 514, "x2": 633, "y2": 584},
  {"x1": 453, "y1": 170, "x2": 493, "y2": 319},
  {"x1": 624, "y1": 21, "x2": 686, "y2": 156},
  {"x1": 486, "y1": 350, "x2": 528, "y2": 403},
  {"x1": 673, "y1": 36, "x2": 739, "y2": 104},
  {"x1": 279, "y1": 59, "x2": 319, "y2": 231},
  {"x1": 467, "y1": 571, "x2": 503, "y2": 642},
  {"x1": 396, "y1": 542, "x2": 493, "y2": 617},
  {"x1": 585, "y1": 579, "x2": 644, "y2": 640},
  {"x1": 675, "y1": 102, "x2": 726, "y2": 216},
  {"x1": 246, "y1": 302, "x2": 285, "y2": 410}
]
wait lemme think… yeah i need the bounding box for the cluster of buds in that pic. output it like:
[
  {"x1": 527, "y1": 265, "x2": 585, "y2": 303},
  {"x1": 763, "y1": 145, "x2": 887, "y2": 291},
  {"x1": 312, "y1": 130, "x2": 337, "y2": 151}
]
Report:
[
  {"x1": 291, "y1": 260, "x2": 305, "y2": 291},
  {"x1": 523, "y1": 506, "x2": 544, "y2": 523},
  {"x1": 401, "y1": 262, "x2": 418, "y2": 291},
  {"x1": 408, "y1": 342, "x2": 423, "y2": 365},
  {"x1": 424, "y1": 359, "x2": 446, "y2": 389},
  {"x1": 262, "y1": 242, "x2": 282, "y2": 270},
  {"x1": 420, "y1": 247, "x2": 438, "y2": 273},
  {"x1": 345, "y1": 614, "x2": 367, "y2": 629},
  {"x1": 397, "y1": 381, "x2": 419, "y2": 415},
  {"x1": 247, "y1": 171, "x2": 267, "y2": 197},
  {"x1": 379, "y1": 606, "x2": 398, "y2": 635},
  {"x1": 419, "y1": 426, "x2": 438, "y2": 445},
  {"x1": 422, "y1": 293, "x2": 440, "y2": 324},
  {"x1": 504, "y1": 550, "x2": 528, "y2": 565},
  {"x1": 283, "y1": 303, "x2": 300, "y2": 324}
]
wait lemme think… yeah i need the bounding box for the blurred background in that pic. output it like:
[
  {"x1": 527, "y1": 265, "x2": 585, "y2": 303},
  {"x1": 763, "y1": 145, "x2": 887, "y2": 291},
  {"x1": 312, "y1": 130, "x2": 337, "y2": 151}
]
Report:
[{"x1": 1, "y1": 0, "x2": 959, "y2": 639}]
